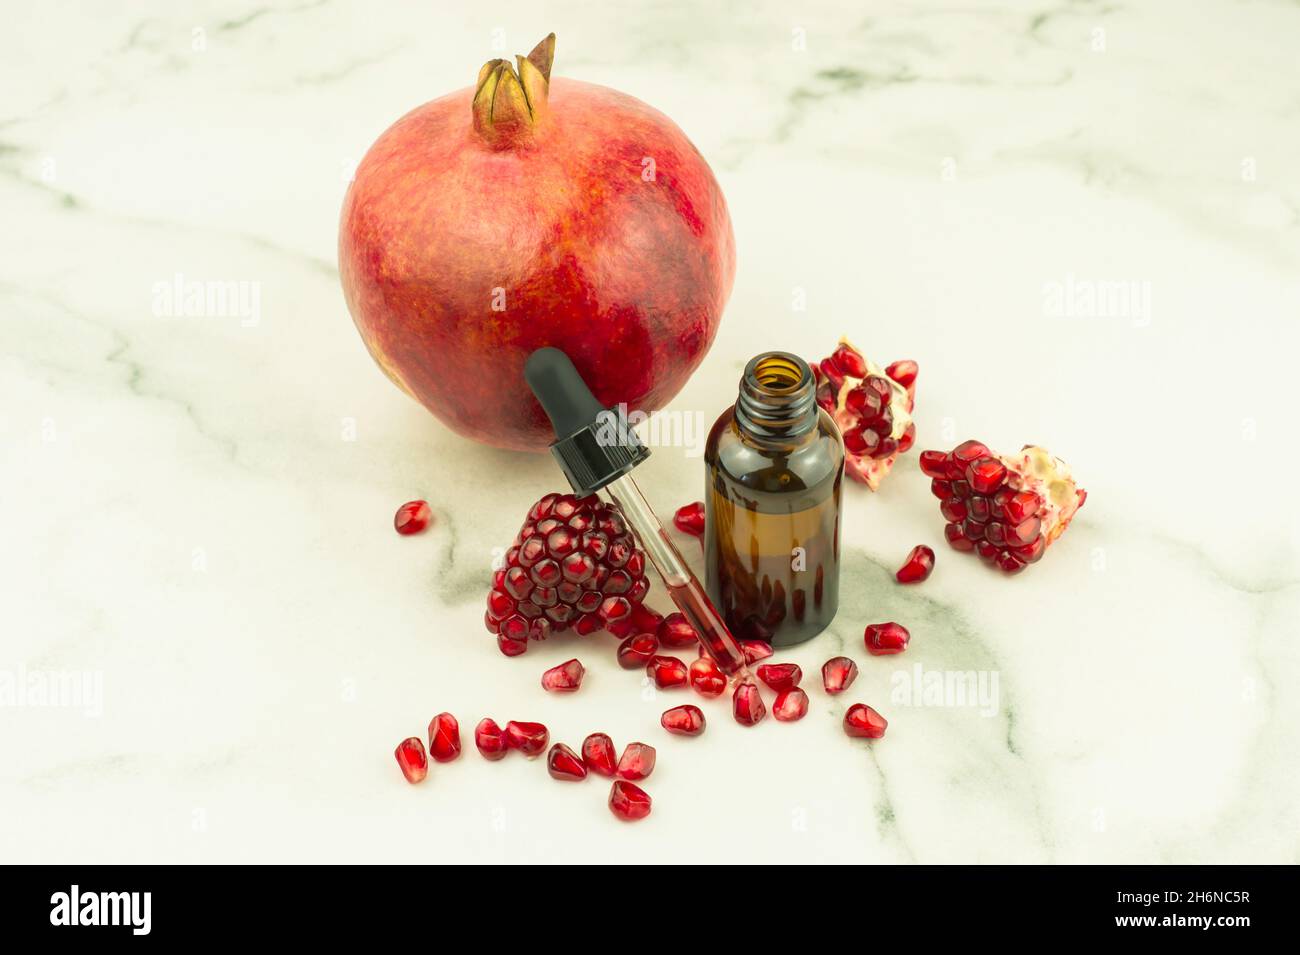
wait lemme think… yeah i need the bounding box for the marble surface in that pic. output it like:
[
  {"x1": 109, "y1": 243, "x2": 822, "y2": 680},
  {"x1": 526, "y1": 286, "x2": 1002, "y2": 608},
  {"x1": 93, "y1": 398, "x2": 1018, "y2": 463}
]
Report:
[{"x1": 2, "y1": 0, "x2": 1298, "y2": 864}]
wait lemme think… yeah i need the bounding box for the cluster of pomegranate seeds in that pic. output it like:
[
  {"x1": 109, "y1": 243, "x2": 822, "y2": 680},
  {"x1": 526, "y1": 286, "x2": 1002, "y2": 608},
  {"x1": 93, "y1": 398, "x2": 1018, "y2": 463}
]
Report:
[
  {"x1": 393, "y1": 500, "x2": 432, "y2": 535},
  {"x1": 844, "y1": 704, "x2": 888, "y2": 739},
  {"x1": 546, "y1": 743, "x2": 588, "y2": 781},
  {"x1": 813, "y1": 339, "x2": 917, "y2": 489},
  {"x1": 661, "y1": 704, "x2": 706, "y2": 736},
  {"x1": 647, "y1": 655, "x2": 689, "y2": 689},
  {"x1": 474, "y1": 718, "x2": 509, "y2": 760},
  {"x1": 688, "y1": 656, "x2": 727, "y2": 697},
  {"x1": 582, "y1": 733, "x2": 618, "y2": 776},
  {"x1": 394, "y1": 737, "x2": 428, "y2": 783},
  {"x1": 757, "y1": 663, "x2": 802, "y2": 693},
  {"x1": 772, "y1": 688, "x2": 809, "y2": 722},
  {"x1": 895, "y1": 545, "x2": 935, "y2": 584},
  {"x1": 484, "y1": 492, "x2": 651, "y2": 656},
  {"x1": 616, "y1": 742, "x2": 657, "y2": 780},
  {"x1": 732, "y1": 681, "x2": 767, "y2": 726},
  {"x1": 504, "y1": 720, "x2": 549, "y2": 757},
  {"x1": 864, "y1": 621, "x2": 910, "y2": 655},
  {"x1": 657, "y1": 612, "x2": 699, "y2": 648},
  {"x1": 427, "y1": 712, "x2": 461, "y2": 762},
  {"x1": 609, "y1": 780, "x2": 652, "y2": 821},
  {"x1": 541, "y1": 658, "x2": 585, "y2": 692},
  {"x1": 617, "y1": 632, "x2": 659, "y2": 668},
  {"x1": 672, "y1": 501, "x2": 705, "y2": 536},
  {"x1": 922, "y1": 441, "x2": 1086, "y2": 575},
  {"x1": 821, "y1": 657, "x2": 858, "y2": 694}
]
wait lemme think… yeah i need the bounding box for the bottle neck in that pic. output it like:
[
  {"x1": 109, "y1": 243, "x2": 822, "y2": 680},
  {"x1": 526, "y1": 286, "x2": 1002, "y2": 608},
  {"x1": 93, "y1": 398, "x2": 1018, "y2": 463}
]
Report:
[{"x1": 733, "y1": 352, "x2": 818, "y2": 447}]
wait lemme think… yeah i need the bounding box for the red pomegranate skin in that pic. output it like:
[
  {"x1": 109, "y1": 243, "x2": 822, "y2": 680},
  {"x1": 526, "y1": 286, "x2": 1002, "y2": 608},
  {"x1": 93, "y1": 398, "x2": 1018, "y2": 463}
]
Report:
[{"x1": 339, "y1": 44, "x2": 735, "y2": 451}]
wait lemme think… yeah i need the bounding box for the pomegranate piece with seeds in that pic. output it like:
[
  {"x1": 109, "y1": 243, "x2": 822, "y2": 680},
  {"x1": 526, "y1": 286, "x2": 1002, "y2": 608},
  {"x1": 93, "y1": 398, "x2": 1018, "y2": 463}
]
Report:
[
  {"x1": 394, "y1": 737, "x2": 428, "y2": 783},
  {"x1": 813, "y1": 339, "x2": 917, "y2": 490},
  {"x1": 646, "y1": 655, "x2": 689, "y2": 689},
  {"x1": 582, "y1": 732, "x2": 618, "y2": 777},
  {"x1": 504, "y1": 720, "x2": 549, "y2": 757},
  {"x1": 547, "y1": 743, "x2": 588, "y2": 781},
  {"x1": 921, "y1": 440, "x2": 1086, "y2": 574},
  {"x1": 484, "y1": 492, "x2": 651, "y2": 656},
  {"x1": 673, "y1": 501, "x2": 705, "y2": 536},
  {"x1": 740, "y1": 639, "x2": 773, "y2": 664},
  {"x1": 661, "y1": 704, "x2": 706, "y2": 736},
  {"x1": 541, "y1": 658, "x2": 585, "y2": 692},
  {"x1": 427, "y1": 712, "x2": 461, "y2": 762},
  {"x1": 732, "y1": 680, "x2": 767, "y2": 726},
  {"x1": 609, "y1": 780, "x2": 652, "y2": 821},
  {"x1": 895, "y1": 545, "x2": 935, "y2": 584},
  {"x1": 821, "y1": 656, "x2": 858, "y2": 694},
  {"x1": 864, "y1": 621, "x2": 910, "y2": 656},
  {"x1": 844, "y1": 703, "x2": 888, "y2": 739},
  {"x1": 773, "y1": 687, "x2": 809, "y2": 722},
  {"x1": 617, "y1": 632, "x2": 659, "y2": 669},
  {"x1": 689, "y1": 656, "x2": 727, "y2": 697},
  {"x1": 657, "y1": 612, "x2": 699, "y2": 648},
  {"x1": 474, "y1": 718, "x2": 509, "y2": 760},
  {"x1": 394, "y1": 500, "x2": 432, "y2": 535},
  {"x1": 616, "y1": 742, "x2": 657, "y2": 781},
  {"x1": 756, "y1": 663, "x2": 802, "y2": 692}
]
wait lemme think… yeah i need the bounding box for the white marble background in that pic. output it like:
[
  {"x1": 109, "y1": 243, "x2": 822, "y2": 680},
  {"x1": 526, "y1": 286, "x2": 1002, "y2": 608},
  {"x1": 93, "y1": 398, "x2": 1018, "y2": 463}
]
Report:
[{"x1": 2, "y1": 0, "x2": 1297, "y2": 863}]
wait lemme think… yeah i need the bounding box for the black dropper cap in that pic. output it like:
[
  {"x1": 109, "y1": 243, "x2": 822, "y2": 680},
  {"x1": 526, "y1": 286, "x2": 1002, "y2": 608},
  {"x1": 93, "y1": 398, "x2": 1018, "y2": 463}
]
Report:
[{"x1": 525, "y1": 348, "x2": 650, "y2": 497}]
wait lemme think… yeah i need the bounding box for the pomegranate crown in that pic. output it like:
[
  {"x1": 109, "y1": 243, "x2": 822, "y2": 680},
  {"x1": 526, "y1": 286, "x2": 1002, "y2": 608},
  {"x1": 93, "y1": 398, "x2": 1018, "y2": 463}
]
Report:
[{"x1": 472, "y1": 33, "x2": 555, "y2": 148}]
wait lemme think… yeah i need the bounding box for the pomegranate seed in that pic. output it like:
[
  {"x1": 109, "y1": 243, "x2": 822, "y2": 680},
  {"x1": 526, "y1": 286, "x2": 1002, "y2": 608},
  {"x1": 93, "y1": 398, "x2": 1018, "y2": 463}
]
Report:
[
  {"x1": 756, "y1": 663, "x2": 802, "y2": 692},
  {"x1": 864, "y1": 621, "x2": 910, "y2": 655},
  {"x1": 1006, "y1": 515, "x2": 1042, "y2": 546},
  {"x1": 1003, "y1": 490, "x2": 1040, "y2": 524},
  {"x1": 646, "y1": 655, "x2": 689, "y2": 689},
  {"x1": 821, "y1": 656, "x2": 858, "y2": 694},
  {"x1": 773, "y1": 687, "x2": 809, "y2": 721},
  {"x1": 394, "y1": 500, "x2": 432, "y2": 535},
  {"x1": 940, "y1": 497, "x2": 967, "y2": 523},
  {"x1": 985, "y1": 521, "x2": 1007, "y2": 546},
  {"x1": 657, "y1": 612, "x2": 699, "y2": 648},
  {"x1": 740, "y1": 639, "x2": 773, "y2": 664},
  {"x1": 949, "y1": 440, "x2": 990, "y2": 474},
  {"x1": 831, "y1": 343, "x2": 868, "y2": 378},
  {"x1": 541, "y1": 658, "x2": 585, "y2": 692},
  {"x1": 919, "y1": 450, "x2": 949, "y2": 478},
  {"x1": 504, "y1": 720, "x2": 549, "y2": 757},
  {"x1": 608, "y1": 780, "x2": 652, "y2": 821},
  {"x1": 1011, "y1": 535, "x2": 1046, "y2": 563},
  {"x1": 930, "y1": 478, "x2": 953, "y2": 499},
  {"x1": 617, "y1": 632, "x2": 659, "y2": 669},
  {"x1": 573, "y1": 612, "x2": 602, "y2": 636},
  {"x1": 661, "y1": 704, "x2": 706, "y2": 736},
  {"x1": 630, "y1": 603, "x2": 663, "y2": 633},
  {"x1": 884, "y1": 359, "x2": 918, "y2": 389},
  {"x1": 996, "y1": 552, "x2": 1027, "y2": 574},
  {"x1": 474, "y1": 718, "x2": 509, "y2": 760},
  {"x1": 673, "y1": 501, "x2": 706, "y2": 536},
  {"x1": 732, "y1": 680, "x2": 767, "y2": 726},
  {"x1": 547, "y1": 743, "x2": 588, "y2": 781},
  {"x1": 394, "y1": 737, "x2": 428, "y2": 783},
  {"x1": 844, "y1": 703, "x2": 888, "y2": 739},
  {"x1": 581, "y1": 733, "x2": 618, "y2": 776},
  {"x1": 427, "y1": 712, "x2": 461, "y2": 762},
  {"x1": 599, "y1": 595, "x2": 631, "y2": 623},
  {"x1": 895, "y1": 545, "x2": 935, "y2": 584},
  {"x1": 897, "y1": 422, "x2": 916, "y2": 453},
  {"x1": 689, "y1": 656, "x2": 727, "y2": 697},
  {"x1": 616, "y1": 742, "x2": 657, "y2": 780},
  {"x1": 966, "y1": 458, "x2": 1007, "y2": 494},
  {"x1": 943, "y1": 523, "x2": 974, "y2": 552}
]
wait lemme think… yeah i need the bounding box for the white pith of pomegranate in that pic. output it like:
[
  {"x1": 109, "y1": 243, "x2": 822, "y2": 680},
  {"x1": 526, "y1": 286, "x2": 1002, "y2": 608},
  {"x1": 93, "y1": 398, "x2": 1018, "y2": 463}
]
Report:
[
  {"x1": 921, "y1": 441, "x2": 1086, "y2": 574},
  {"x1": 813, "y1": 339, "x2": 917, "y2": 490}
]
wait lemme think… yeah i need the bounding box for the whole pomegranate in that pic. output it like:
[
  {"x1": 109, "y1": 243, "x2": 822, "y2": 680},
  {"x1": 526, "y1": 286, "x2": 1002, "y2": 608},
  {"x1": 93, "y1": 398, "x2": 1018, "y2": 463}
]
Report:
[{"x1": 339, "y1": 34, "x2": 735, "y2": 451}]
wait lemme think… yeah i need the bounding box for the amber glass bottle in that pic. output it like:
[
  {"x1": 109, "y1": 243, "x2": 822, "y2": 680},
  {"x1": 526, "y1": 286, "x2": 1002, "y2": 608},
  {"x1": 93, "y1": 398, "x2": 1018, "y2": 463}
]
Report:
[{"x1": 704, "y1": 352, "x2": 844, "y2": 648}]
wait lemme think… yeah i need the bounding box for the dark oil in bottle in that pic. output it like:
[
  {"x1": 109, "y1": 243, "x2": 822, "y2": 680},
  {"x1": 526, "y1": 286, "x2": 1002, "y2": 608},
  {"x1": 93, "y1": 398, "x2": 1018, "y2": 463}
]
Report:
[{"x1": 704, "y1": 352, "x2": 844, "y2": 648}]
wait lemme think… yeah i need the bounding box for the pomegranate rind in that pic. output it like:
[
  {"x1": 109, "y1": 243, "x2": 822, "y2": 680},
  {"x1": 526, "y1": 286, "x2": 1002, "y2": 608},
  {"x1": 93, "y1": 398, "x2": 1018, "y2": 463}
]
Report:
[{"x1": 997, "y1": 445, "x2": 1086, "y2": 545}]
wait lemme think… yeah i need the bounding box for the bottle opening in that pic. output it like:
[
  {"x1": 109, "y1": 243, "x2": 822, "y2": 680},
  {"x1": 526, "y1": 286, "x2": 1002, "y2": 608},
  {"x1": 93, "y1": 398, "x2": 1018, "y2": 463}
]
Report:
[{"x1": 736, "y1": 351, "x2": 817, "y2": 439}]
